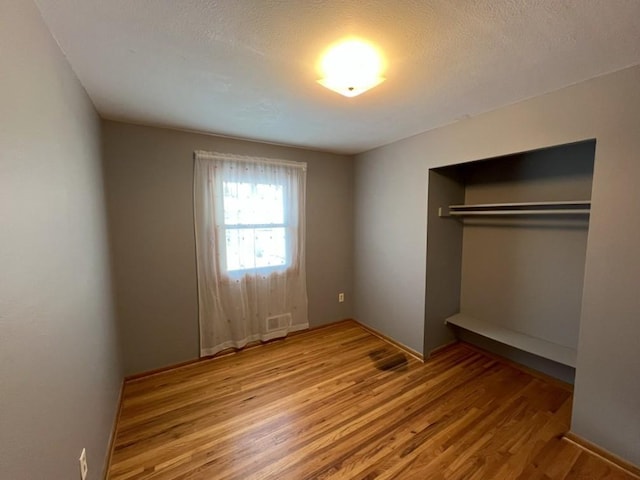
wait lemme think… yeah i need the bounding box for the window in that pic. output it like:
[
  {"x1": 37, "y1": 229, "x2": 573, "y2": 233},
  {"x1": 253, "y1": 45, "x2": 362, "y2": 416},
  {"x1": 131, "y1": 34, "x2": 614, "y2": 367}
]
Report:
[
  {"x1": 193, "y1": 151, "x2": 309, "y2": 356},
  {"x1": 200, "y1": 153, "x2": 305, "y2": 279},
  {"x1": 220, "y1": 180, "x2": 290, "y2": 273}
]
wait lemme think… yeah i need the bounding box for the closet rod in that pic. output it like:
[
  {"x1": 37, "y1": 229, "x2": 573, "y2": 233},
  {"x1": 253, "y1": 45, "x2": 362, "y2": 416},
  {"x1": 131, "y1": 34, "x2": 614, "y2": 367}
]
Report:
[{"x1": 439, "y1": 200, "x2": 591, "y2": 217}]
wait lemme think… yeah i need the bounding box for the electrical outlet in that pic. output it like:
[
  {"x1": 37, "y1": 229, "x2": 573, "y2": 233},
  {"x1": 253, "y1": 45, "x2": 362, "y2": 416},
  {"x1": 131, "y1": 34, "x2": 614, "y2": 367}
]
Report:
[
  {"x1": 338, "y1": 292, "x2": 345, "y2": 303},
  {"x1": 79, "y1": 448, "x2": 88, "y2": 480}
]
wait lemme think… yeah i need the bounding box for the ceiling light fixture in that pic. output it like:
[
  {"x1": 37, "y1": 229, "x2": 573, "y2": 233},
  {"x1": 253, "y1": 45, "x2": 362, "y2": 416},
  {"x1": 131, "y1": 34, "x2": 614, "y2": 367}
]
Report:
[{"x1": 318, "y1": 39, "x2": 385, "y2": 98}]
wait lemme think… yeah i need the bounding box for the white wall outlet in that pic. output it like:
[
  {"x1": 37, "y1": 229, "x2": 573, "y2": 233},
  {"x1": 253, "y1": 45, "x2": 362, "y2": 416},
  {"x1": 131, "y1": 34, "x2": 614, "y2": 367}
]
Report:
[
  {"x1": 338, "y1": 292, "x2": 345, "y2": 303},
  {"x1": 79, "y1": 448, "x2": 88, "y2": 480}
]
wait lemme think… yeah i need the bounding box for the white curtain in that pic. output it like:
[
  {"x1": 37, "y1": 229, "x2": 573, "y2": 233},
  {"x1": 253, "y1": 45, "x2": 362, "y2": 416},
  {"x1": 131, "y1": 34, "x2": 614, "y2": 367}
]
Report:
[{"x1": 193, "y1": 151, "x2": 308, "y2": 357}]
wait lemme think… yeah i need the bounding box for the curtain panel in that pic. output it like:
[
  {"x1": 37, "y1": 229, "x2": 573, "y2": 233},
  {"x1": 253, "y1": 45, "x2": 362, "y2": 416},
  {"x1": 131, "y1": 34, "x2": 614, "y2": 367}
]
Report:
[{"x1": 193, "y1": 151, "x2": 309, "y2": 357}]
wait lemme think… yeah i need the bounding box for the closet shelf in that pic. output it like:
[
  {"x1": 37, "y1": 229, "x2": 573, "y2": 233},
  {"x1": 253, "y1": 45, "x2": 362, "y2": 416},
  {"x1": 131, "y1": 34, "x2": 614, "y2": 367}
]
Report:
[
  {"x1": 445, "y1": 313, "x2": 577, "y2": 367},
  {"x1": 439, "y1": 200, "x2": 591, "y2": 218}
]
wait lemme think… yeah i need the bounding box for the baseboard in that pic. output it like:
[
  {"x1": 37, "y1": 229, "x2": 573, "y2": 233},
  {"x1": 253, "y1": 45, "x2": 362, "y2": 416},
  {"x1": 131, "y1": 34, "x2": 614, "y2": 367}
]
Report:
[
  {"x1": 295, "y1": 318, "x2": 357, "y2": 333},
  {"x1": 352, "y1": 319, "x2": 424, "y2": 362},
  {"x1": 124, "y1": 319, "x2": 357, "y2": 382},
  {"x1": 207, "y1": 319, "x2": 358, "y2": 359},
  {"x1": 103, "y1": 380, "x2": 125, "y2": 479},
  {"x1": 427, "y1": 340, "x2": 460, "y2": 358},
  {"x1": 123, "y1": 319, "x2": 420, "y2": 383},
  {"x1": 125, "y1": 356, "x2": 206, "y2": 381},
  {"x1": 564, "y1": 432, "x2": 640, "y2": 478}
]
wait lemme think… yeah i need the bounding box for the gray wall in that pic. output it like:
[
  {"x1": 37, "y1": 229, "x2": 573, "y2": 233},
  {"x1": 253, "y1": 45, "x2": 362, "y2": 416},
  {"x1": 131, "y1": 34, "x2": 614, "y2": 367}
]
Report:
[
  {"x1": 457, "y1": 143, "x2": 594, "y2": 382},
  {"x1": 460, "y1": 148, "x2": 594, "y2": 347},
  {"x1": 424, "y1": 170, "x2": 464, "y2": 355},
  {"x1": 102, "y1": 121, "x2": 354, "y2": 375},
  {"x1": 0, "y1": 1, "x2": 122, "y2": 479},
  {"x1": 354, "y1": 64, "x2": 640, "y2": 464}
]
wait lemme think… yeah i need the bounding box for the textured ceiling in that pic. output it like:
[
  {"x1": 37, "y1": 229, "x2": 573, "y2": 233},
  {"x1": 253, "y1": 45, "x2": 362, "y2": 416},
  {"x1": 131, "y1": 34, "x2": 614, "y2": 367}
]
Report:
[{"x1": 36, "y1": 0, "x2": 640, "y2": 154}]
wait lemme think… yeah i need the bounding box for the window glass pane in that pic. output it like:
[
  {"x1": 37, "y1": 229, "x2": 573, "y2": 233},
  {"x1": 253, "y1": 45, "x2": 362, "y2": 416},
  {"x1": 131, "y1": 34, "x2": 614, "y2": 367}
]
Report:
[
  {"x1": 223, "y1": 182, "x2": 284, "y2": 225},
  {"x1": 254, "y1": 228, "x2": 287, "y2": 269},
  {"x1": 225, "y1": 227, "x2": 287, "y2": 272},
  {"x1": 225, "y1": 228, "x2": 253, "y2": 272}
]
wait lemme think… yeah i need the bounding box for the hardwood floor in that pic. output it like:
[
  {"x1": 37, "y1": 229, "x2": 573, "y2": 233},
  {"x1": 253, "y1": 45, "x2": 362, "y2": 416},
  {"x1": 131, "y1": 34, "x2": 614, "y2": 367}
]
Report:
[{"x1": 108, "y1": 321, "x2": 637, "y2": 480}]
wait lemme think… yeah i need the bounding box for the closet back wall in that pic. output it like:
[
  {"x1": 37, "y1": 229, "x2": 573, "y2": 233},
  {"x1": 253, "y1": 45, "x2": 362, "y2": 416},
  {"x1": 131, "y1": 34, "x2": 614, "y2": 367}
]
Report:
[
  {"x1": 102, "y1": 121, "x2": 355, "y2": 375},
  {"x1": 458, "y1": 144, "x2": 595, "y2": 381}
]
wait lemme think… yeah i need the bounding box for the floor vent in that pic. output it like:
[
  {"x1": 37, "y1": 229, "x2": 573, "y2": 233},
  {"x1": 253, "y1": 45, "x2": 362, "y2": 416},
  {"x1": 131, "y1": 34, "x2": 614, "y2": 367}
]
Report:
[{"x1": 266, "y1": 313, "x2": 292, "y2": 332}]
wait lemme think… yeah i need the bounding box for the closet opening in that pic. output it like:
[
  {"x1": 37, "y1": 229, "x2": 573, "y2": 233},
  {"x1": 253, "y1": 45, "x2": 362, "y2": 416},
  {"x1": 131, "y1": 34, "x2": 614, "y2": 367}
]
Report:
[{"x1": 424, "y1": 139, "x2": 596, "y2": 384}]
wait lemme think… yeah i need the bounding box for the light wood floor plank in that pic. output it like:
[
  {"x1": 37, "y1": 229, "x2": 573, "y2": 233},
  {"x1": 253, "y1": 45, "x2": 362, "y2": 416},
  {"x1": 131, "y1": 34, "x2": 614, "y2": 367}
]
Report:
[{"x1": 107, "y1": 321, "x2": 637, "y2": 480}]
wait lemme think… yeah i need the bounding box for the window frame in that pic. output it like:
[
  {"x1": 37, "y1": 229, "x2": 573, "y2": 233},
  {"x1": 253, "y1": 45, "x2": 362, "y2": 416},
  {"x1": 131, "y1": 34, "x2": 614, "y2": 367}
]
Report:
[{"x1": 215, "y1": 175, "x2": 296, "y2": 279}]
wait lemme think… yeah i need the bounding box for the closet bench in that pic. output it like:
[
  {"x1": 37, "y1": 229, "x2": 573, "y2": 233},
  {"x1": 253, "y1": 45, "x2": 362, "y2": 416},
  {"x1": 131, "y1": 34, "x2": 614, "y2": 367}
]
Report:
[{"x1": 445, "y1": 313, "x2": 577, "y2": 368}]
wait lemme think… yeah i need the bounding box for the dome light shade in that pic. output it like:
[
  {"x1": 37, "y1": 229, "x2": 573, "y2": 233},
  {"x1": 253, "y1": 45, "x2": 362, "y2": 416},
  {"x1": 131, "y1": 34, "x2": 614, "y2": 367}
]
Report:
[{"x1": 318, "y1": 39, "x2": 385, "y2": 97}]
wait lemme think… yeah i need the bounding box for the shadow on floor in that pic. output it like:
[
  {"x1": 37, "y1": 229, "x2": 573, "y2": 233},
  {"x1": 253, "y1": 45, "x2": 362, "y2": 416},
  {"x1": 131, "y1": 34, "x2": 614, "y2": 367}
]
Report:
[{"x1": 368, "y1": 348, "x2": 408, "y2": 371}]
